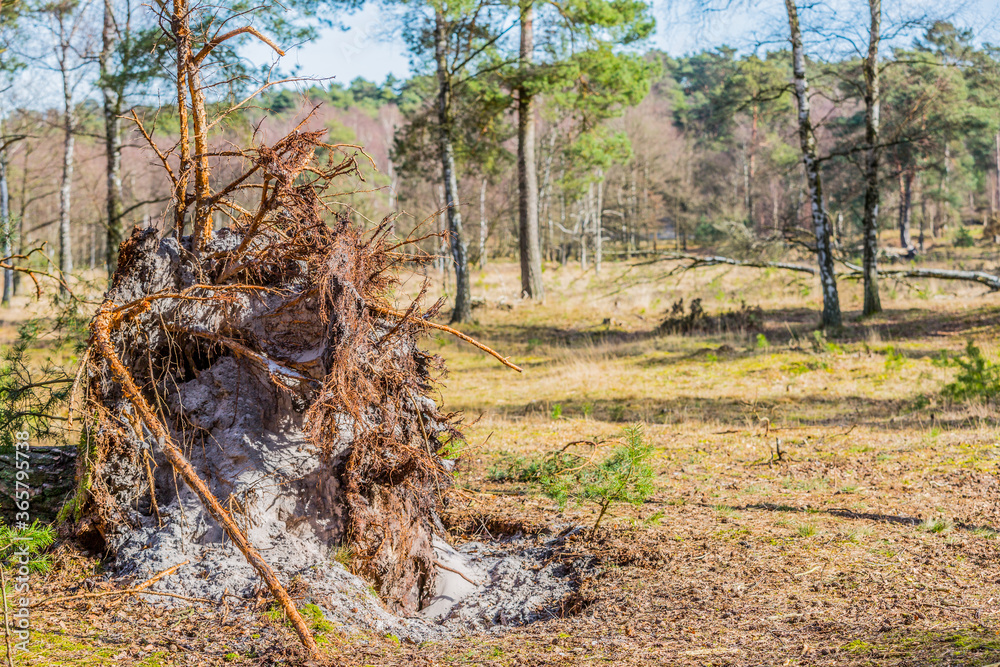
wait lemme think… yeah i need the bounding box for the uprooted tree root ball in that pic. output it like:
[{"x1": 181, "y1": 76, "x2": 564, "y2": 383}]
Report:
[{"x1": 72, "y1": 130, "x2": 465, "y2": 649}]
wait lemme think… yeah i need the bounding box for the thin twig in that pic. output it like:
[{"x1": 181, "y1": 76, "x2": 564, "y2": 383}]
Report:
[
  {"x1": 34, "y1": 559, "x2": 190, "y2": 607},
  {"x1": 434, "y1": 560, "x2": 483, "y2": 586}
]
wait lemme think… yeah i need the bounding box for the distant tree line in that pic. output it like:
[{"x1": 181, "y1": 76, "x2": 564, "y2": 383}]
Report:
[{"x1": 1, "y1": 0, "x2": 999, "y2": 325}]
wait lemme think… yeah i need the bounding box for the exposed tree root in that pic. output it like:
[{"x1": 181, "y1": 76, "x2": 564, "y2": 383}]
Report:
[
  {"x1": 75, "y1": 125, "x2": 521, "y2": 657},
  {"x1": 90, "y1": 303, "x2": 319, "y2": 655}
]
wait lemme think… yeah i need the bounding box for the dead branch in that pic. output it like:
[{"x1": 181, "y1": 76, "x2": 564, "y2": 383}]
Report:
[
  {"x1": 434, "y1": 559, "x2": 483, "y2": 586},
  {"x1": 643, "y1": 251, "x2": 818, "y2": 275},
  {"x1": 193, "y1": 26, "x2": 284, "y2": 65},
  {"x1": 368, "y1": 304, "x2": 523, "y2": 372},
  {"x1": 33, "y1": 560, "x2": 190, "y2": 607},
  {"x1": 1, "y1": 245, "x2": 74, "y2": 298},
  {"x1": 127, "y1": 110, "x2": 177, "y2": 188}
]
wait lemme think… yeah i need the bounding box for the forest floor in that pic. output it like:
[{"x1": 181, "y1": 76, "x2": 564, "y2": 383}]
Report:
[{"x1": 7, "y1": 254, "x2": 1000, "y2": 666}]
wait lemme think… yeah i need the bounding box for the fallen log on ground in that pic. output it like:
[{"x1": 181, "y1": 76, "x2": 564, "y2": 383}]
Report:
[{"x1": 646, "y1": 252, "x2": 1000, "y2": 291}]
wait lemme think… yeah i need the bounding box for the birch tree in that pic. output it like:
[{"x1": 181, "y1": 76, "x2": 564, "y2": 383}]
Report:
[
  {"x1": 0, "y1": 1, "x2": 19, "y2": 306},
  {"x1": 98, "y1": 0, "x2": 158, "y2": 275},
  {"x1": 38, "y1": 0, "x2": 96, "y2": 287},
  {"x1": 516, "y1": 0, "x2": 542, "y2": 298},
  {"x1": 783, "y1": 0, "x2": 841, "y2": 329},
  {"x1": 861, "y1": 0, "x2": 882, "y2": 315}
]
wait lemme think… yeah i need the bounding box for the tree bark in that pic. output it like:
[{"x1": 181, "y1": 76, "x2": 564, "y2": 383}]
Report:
[
  {"x1": 995, "y1": 130, "x2": 1000, "y2": 214},
  {"x1": 479, "y1": 177, "x2": 487, "y2": 268},
  {"x1": 435, "y1": 9, "x2": 471, "y2": 323},
  {"x1": 172, "y1": 0, "x2": 191, "y2": 237},
  {"x1": 861, "y1": 0, "x2": 882, "y2": 316},
  {"x1": 13, "y1": 143, "x2": 30, "y2": 296},
  {"x1": 188, "y1": 56, "x2": 211, "y2": 250},
  {"x1": 58, "y1": 32, "x2": 76, "y2": 284},
  {"x1": 1, "y1": 140, "x2": 9, "y2": 306},
  {"x1": 919, "y1": 178, "x2": 927, "y2": 251},
  {"x1": 101, "y1": 0, "x2": 125, "y2": 277},
  {"x1": 594, "y1": 169, "x2": 604, "y2": 275},
  {"x1": 540, "y1": 131, "x2": 555, "y2": 261},
  {"x1": 749, "y1": 106, "x2": 757, "y2": 228},
  {"x1": 784, "y1": 0, "x2": 841, "y2": 329},
  {"x1": 516, "y1": 0, "x2": 544, "y2": 299},
  {"x1": 770, "y1": 176, "x2": 780, "y2": 230},
  {"x1": 899, "y1": 169, "x2": 914, "y2": 254}
]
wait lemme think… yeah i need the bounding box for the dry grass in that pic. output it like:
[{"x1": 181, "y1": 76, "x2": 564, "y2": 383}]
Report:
[{"x1": 6, "y1": 258, "x2": 1000, "y2": 665}]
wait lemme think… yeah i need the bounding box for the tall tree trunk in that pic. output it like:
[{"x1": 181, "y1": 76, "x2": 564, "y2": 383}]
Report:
[
  {"x1": 749, "y1": 106, "x2": 757, "y2": 228},
  {"x1": 742, "y1": 146, "x2": 750, "y2": 219},
  {"x1": 540, "y1": 131, "x2": 555, "y2": 261},
  {"x1": 1, "y1": 141, "x2": 9, "y2": 306},
  {"x1": 594, "y1": 170, "x2": 604, "y2": 275},
  {"x1": 899, "y1": 169, "x2": 914, "y2": 254},
  {"x1": 13, "y1": 144, "x2": 30, "y2": 296},
  {"x1": 516, "y1": 0, "x2": 544, "y2": 299},
  {"x1": 188, "y1": 58, "x2": 211, "y2": 250},
  {"x1": 941, "y1": 143, "x2": 950, "y2": 235},
  {"x1": 89, "y1": 219, "x2": 97, "y2": 270},
  {"x1": 784, "y1": 0, "x2": 841, "y2": 329},
  {"x1": 435, "y1": 9, "x2": 471, "y2": 323},
  {"x1": 479, "y1": 177, "x2": 487, "y2": 268},
  {"x1": 993, "y1": 131, "x2": 1000, "y2": 213},
  {"x1": 102, "y1": 0, "x2": 125, "y2": 277},
  {"x1": 59, "y1": 39, "x2": 76, "y2": 285},
  {"x1": 861, "y1": 0, "x2": 882, "y2": 316},
  {"x1": 919, "y1": 178, "x2": 927, "y2": 251},
  {"x1": 629, "y1": 162, "x2": 638, "y2": 254},
  {"x1": 771, "y1": 177, "x2": 780, "y2": 231},
  {"x1": 559, "y1": 187, "x2": 567, "y2": 265}
]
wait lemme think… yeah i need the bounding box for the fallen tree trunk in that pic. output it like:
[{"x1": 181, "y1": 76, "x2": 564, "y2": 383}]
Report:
[
  {"x1": 839, "y1": 261, "x2": 1000, "y2": 291},
  {"x1": 647, "y1": 252, "x2": 1000, "y2": 292},
  {"x1": 649, "y1": 251, "x2": 818, "y2": 276}
]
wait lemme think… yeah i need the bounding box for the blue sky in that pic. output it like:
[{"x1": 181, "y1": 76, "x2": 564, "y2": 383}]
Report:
[{"x1": 246, "y1": 0, "x2": 1000, "y2": 87}]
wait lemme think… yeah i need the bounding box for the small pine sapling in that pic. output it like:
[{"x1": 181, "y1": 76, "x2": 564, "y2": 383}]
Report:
[
  {"x1": 937, "y1": 340, "x2": 1000, "y2": 404},
  {"x1": 577, "y1": 424, "x2": 655, "y2": 537},
  {"x1": 0, "y1": 521, "x2": 56, "y2": 573},
  {"x1": 491, "y1": 424, "x2": 656, "y2": 538}
]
